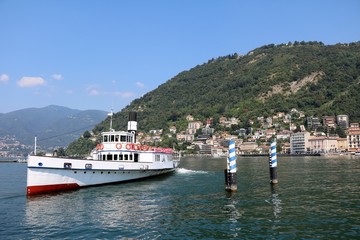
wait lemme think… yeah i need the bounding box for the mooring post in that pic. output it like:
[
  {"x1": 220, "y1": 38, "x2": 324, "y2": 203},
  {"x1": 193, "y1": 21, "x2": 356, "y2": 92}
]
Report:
[
  {"x1": 269, "y1": 141, "x2": 278, "y2": 184},
  {"x1": 224, "y1": 140, "x2": 237, "y2": 192}
]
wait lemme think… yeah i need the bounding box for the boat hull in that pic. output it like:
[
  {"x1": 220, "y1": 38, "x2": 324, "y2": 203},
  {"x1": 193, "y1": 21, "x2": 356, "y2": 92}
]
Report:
[{"x1": 27, "y1": 156, "x2": 178, "y2": 196}]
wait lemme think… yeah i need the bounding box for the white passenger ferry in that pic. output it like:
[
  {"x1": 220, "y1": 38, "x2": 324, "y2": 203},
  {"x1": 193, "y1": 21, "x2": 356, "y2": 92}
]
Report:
[{"x1": 27, "y1": 112, "x2": 180, "y2": 196}]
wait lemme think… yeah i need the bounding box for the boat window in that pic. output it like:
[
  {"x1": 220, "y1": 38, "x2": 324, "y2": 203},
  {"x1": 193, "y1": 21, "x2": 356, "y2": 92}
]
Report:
[
  {"x1": 107, "y1": 154, "x2": 112, "y2": 160},
  {"x1": 111, "y1": 135, "x2": 115, "y2": 142},
  {"x1": 130, "y1": 154, "x2": 133, "y2": 160},
  {"x1": 102, "y1": 154, "x2": 106, "y2": 161},
  {"x1": 119, "y1": 154, "x2": 123, "y2": 160},
  {"x1": 121, "y1": 135, "x2": 126, "y2": 142},
  {"x1": 64, "y1": 163, "x2": 72, "y2": 168},
  {"x1": 124, "y1": 154, "x2": 128, "y2": 160},
  {"x1": 114, "y1": 154, "x2": 118, "y2": 161},
  {"x1": 115, "y1": 135, "x2": 119, "y2": 142},
  {"x1": 103, "y1": 135, "x2": 108, "y2": 142},
  {"x1": 134, "y1": 153, "x2": 139, "y2": 162},
  {"x1": 155, "y1": 155, "x2": 160, "y2": 162}
]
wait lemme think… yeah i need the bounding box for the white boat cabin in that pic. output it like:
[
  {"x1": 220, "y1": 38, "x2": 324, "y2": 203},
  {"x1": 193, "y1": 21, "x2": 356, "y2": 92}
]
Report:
[{"x1": 92, "y1": 130, "x2": 174, "y2": 163}]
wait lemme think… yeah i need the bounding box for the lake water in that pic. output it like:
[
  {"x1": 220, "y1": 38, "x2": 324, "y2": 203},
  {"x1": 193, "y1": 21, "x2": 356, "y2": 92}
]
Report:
[{"x1": 0, "y1": 156, "x2": 359, "y2": 239}]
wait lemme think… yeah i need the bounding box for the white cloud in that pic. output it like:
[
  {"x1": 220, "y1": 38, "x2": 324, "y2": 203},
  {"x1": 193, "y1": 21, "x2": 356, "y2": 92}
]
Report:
[
  {"x1": 51, "y1": 74, "x2": 63, "y2": 80},
  {"x1": 136, "y1": 81, "x2": 145, "y2": 88},
  {"x1": 86, "y1": 85, "x2": 135, "y2": 98},
  {"x1": 17, "y1": 77, "x2": 46, "y2": 87},
  {"x1": 86, "y1": 85, "x2": 101, "y2": 96},
  {"x1": 0, "y1": 74, "x2": 9, "y2": 82},
  {"x1": 89, "y1": 89, "x2": 100, "y2": 96}
]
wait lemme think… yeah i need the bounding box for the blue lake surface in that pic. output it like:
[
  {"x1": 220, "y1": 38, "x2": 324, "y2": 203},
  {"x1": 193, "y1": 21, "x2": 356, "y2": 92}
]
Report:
[{"x1": 0, "y1": 156, "x2": 359, "y2": 239}]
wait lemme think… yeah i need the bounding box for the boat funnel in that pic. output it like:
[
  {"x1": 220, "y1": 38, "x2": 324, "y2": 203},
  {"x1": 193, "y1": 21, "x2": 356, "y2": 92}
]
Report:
[{"x1": 128, "y1": 112, "x2": 137, "y2": 141}]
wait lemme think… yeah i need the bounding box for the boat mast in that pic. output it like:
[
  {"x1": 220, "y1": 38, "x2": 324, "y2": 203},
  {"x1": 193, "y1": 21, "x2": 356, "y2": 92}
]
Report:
[
  {"x1": 34, "y1": 136, "x2": 37, "y2": 155},
  {"x1": 108, "y1": 110, "x2": 114, "y2": 132}
]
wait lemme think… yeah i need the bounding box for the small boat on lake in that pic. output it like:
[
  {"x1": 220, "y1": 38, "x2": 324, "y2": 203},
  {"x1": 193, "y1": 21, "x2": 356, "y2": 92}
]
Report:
[{"x1": 27, "y1": 112, "x2": 180, "y2": 196}]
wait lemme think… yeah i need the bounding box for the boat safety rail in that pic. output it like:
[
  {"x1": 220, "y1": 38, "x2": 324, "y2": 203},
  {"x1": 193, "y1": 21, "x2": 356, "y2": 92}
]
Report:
[{"x1": 95, "y1": 143, "x2": 173, "y2": 154}]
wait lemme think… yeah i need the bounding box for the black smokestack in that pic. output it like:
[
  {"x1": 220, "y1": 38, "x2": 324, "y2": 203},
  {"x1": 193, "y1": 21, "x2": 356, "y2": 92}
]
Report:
[{"x1": 128, "y1": 112, "x2": 137, "y2": 122}]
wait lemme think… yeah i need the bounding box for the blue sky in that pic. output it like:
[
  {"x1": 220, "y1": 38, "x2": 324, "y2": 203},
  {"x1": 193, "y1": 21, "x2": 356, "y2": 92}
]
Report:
[{"x1": 1, "y1": 0, "x2": 359, "y2": 113}]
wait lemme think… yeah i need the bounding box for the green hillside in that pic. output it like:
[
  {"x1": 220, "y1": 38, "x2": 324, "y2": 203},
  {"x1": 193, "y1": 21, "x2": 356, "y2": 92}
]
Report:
[{"x1": 95, "y1": 41, "x2": 360, "y2": 134}]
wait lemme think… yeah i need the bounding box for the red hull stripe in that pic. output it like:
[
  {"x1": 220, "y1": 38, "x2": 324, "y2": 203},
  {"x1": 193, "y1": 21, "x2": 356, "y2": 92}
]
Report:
[{"x1": 27, "y1": 183, "x2": 80, "y2": 196}]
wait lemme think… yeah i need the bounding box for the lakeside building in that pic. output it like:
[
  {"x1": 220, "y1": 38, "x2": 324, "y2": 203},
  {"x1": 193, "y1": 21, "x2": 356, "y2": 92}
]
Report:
[
  {"x1": 347, "y1": 123, "x2": 360, "y2": 152},
  {"x1": 306, "y1": 117, "x2": 321, "y2": 130},
  {"x1": 308, "y1": 136, "x2": 338, "y2": 153},
  {"x1": 337, "y1": 115, "x2": 349, "y2": 129},
  {"x1": 290, "y1": 131, "x2": 310, "y2": 154},
  {"x1": 337, "y1": 138, "x2": 348, "y2": 152},
  {"x1": 322, "y1": 116, "x2": 336, "y2": 129},
  {"x1": 187, "y1": 121, "x2": 203, "y2": 134},
  {"x1": 239, "y1": 142, "x2": 258, "y2": 154},
  {"x1": 198, "y1": 144, "x2": 212, "y2": 155},
  {"x1": 276, "y1": 130, "x2": 291, "y2": 140},
  {"x1": 282, "y1": 142, "x2": 291, "y2": 154}
]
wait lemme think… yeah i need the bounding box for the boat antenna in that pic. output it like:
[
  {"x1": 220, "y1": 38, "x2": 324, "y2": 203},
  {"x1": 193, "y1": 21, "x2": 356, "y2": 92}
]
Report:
[{"x1": 108, "y1": 109, "x2": 114, "y2": 131}]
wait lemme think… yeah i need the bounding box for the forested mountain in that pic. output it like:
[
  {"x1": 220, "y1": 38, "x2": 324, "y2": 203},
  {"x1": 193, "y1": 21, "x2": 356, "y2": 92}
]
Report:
[
  {"x1": 0, "y1": 105, "x2": 107, "y2": 150},
  {"x1": 94, "y1": 41, "x2": 360, "y2": 134}
]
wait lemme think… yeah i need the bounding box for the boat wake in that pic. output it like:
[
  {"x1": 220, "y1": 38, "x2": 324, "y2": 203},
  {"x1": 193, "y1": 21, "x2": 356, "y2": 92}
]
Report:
[{"x1": 176, "y1": 168, "x2": 208, "y2": 174}]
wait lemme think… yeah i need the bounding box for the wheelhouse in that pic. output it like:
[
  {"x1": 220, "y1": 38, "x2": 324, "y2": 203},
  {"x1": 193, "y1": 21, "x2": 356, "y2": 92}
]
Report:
[{"x1": 101, "y1": 131, "x2": 135, "y2": 144}]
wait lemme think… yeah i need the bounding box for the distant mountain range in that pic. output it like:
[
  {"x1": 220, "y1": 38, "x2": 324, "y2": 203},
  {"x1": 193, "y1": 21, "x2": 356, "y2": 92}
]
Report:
[{"x1": 0, "y1": 105, "x2": 107, "y2": 150}]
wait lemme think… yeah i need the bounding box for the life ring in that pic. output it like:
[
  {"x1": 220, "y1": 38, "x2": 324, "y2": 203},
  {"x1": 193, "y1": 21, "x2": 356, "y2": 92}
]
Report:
[
  {"x1": 126, "y1": 144, "x2": 133, "y2": 150},
  {"x1": 116, "y1": 143, "x2": 122, "y2": 149},
  {"x1": 136, "y1": 144, "x2": 142, "y2": 150},
  {"x1": 141, "y1": 145, "x2": 149, "y2": 151},
  {"x1": 96, "y1": 144, "x2": 104, "y2": 150}
]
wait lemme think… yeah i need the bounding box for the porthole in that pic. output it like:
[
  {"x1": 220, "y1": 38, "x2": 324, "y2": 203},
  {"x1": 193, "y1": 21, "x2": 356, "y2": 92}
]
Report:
[{"x1": 74, "y1": 171, "x2": 77, "y2": 174}]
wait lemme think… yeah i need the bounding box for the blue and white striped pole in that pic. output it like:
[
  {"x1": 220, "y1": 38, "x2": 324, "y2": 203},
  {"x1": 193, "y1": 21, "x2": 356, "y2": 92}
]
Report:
[
  {"x1": 225, "y1": 140, "x2": 237, "y2": 192},
  {"x1": 269, "y1": 141, "x2": 278, "y2": 184},
  {"x1": 228, "y1": 140, "x2": 237, "y2": 173}
]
